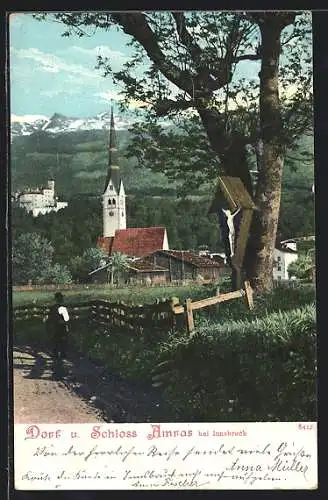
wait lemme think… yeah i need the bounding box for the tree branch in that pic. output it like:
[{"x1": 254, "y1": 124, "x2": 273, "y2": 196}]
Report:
[
  {"x1": 171, "y1": 12, "x2": 203, "y2": 63},
  {"x1": 154, "y1": 99, "x2": 195, "y2": 116},
  {"x1": 250, "y1": 12, "x2": 297, "y2": 30},
  {"x1": 110, "y1": 12, "x2": 194, "y2": 95}
]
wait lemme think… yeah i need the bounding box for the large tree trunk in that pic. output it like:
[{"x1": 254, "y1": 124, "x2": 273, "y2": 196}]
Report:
[
  {"x1": 246, "y1": 15, "x2": 290, "y2": 292},
  {"x1": 197, "y1": 106, "x2": 253, "y2": 196},
  {"x1": 198, "y1": 13, "x2": 291, "y2": 293}
]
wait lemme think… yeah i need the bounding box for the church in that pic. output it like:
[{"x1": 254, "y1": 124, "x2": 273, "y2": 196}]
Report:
[{"x1": 97, "y1": 108, "x2": 169, "y2": 259}]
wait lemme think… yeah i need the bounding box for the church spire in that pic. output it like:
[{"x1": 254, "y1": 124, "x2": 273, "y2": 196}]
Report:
[
  {"x1": 108, "y1": 106, "x2": 118, "y2": 167},
  {"x1": 104, "y1": 106, "x2": 121, "y2": 193}
]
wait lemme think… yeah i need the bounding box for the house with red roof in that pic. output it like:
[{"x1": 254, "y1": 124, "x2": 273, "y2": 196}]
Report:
[{"x1": 97, "y1": 107, "x2": 169, "y2": 260}]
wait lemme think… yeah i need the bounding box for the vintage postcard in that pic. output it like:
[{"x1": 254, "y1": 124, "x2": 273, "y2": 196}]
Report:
[{"x1": 9, "y1": 10, "x2": 317, "y2": 490}]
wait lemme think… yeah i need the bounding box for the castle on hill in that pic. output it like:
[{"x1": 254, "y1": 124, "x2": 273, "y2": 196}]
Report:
[{"x1": 13, "y1": 179, "x2": 68, "y2": 217}]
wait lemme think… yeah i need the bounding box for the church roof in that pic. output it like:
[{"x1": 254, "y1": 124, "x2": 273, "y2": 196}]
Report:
[
  {"x1": 98, "y1": 227, "x2": 167, "y2": 258},
  {"x1": 104, "y1": 166, "x2": 122, "y2": 193},
  {"x1": 112, "y1": 227, "x2": 167, "y2": 258}
]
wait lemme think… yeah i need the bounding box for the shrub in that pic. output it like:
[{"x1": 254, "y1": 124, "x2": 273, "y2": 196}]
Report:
[{"x1": 158, "y1": 304, "x2": 317, "y2": 422}]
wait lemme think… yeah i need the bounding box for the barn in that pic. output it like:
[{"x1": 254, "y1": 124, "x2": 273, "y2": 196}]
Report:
[
  {"x1": 88, "y1": 259, "x2": 169, "y2": 285},
  {"x1": 127, "y1": 260, "x2": 169, "y2": 285},
  {"x1": 139, "y1": 250, "x2": 221, "y2": 283}
]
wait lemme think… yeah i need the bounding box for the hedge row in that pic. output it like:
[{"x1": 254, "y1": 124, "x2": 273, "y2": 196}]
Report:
[{"x1": 159, "y1": 303, "x2": 317, "y2": 422}]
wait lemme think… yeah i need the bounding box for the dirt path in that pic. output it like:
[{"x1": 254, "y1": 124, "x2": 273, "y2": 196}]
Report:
[
  {"x1": 14, "y1": 349, "x2": 104, "y2": 423},
  {"x1": 13, "y1": 344, "x2": 174, "y2": 424}
]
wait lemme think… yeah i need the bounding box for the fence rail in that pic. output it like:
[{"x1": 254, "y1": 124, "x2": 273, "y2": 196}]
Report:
[
  {"x1": 13, "y1": 298, "x2": 177, "y2": 334},
  {"x1": 13, "y1": 282, "x2": 254, "y2": 336}
]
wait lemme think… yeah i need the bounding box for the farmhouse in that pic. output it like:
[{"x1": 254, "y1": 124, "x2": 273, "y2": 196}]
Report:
[
  {"x1": 89, "y1": 258, "x2": 169, "y2": 285},
  {"x1": 89, "y1": 250, "x2": 220, "y2": 285},
  {"x1": 126, "y1": 259, "x2": 169, "y2": 285},
  {"x1": 140, "y1": 250, "x2": 221, "y2": 283},
  {"x1": 273, "y1": 241, "x2": 298, "y2": 281},
  {"x1": 97, "y1": 108, "x2": 169, "y2": 259}
]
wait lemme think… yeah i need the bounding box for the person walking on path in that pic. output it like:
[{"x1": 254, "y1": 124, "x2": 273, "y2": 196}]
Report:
[{"x1": 47, "y1": 292, "x2": 70, "y2": 360}]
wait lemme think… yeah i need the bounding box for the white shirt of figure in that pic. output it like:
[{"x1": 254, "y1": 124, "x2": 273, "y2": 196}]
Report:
[
  {"x1": 222, "y1": 208, "x2": 241, "y2": 257},
  {"x1": 58, "y1": 306, "x2": 69, "y2": 322}
]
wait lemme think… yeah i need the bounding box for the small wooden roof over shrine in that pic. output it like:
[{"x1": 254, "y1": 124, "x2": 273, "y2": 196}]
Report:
[{"x1": 208, "y1": 176, "x2": 256, "y2": 214}]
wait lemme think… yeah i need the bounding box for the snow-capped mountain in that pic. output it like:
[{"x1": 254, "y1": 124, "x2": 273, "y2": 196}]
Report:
[
  {"x1": 10, "y1": 111, "x2": 134, "y2": 139},
  {"x1": 10, "y1": 114, "x2": 50, "y2": 137}
]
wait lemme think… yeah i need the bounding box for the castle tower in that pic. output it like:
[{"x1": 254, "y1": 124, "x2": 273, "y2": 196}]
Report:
[
  {"x1": 102, "y1": 107, "x2": 126, "y2": 237},
  {"x1": 47, "y1": 179, "x2": 55, "y2": 191}
]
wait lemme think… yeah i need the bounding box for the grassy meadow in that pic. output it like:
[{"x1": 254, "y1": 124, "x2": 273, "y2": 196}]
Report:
[{"x1": 12, "y1": 283, "x2": 212, "y2": 307}]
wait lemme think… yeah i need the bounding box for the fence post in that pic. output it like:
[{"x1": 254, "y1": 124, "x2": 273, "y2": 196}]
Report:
[
  {"x1": 244, "y1": 280, "x2": 254, "y2": 310},
  {"x1": 170, "y1": 297, "x2": 179, "y2": 330},
  {"x1": 185, "y1": 298, "x2": 195, "y2": 336}
]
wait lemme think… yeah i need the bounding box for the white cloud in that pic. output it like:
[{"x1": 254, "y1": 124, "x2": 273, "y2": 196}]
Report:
[
  {"x1": 40, "y1": 88, "x2": 82, "y2": 97},
  {"x1": 70, "y1": 45, "x2": 127, "y2": 62},
  {"x1": 11, "y1": 114, "x2": 49, "y2": 123},
  {"x1": 95, "y1": 90, "x2": 123, "y2": 102},
  {"x1": 94, "y1": 90, "x2": 151, "y2": 110},
  {"x1": 11, "y1": 47, "x2": 102, "y2": 80}
]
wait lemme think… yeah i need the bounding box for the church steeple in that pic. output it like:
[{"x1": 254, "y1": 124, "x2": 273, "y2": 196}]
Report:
[
  {"x1": 103, "y1": 106, "x2": 121, "y2": 193},
  {"x1": 102, "y1": 106, "x2": 126, "y2": 238}
]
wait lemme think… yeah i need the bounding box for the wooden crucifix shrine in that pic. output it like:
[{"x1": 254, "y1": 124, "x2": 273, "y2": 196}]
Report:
[{"x1": 209, "y1": 176, "x2": 256, "y2": 290}]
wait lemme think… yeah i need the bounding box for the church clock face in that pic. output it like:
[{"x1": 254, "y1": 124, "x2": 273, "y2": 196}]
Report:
[{"x1": 109, "y1": 210, "x2": 114, "y2": 216}]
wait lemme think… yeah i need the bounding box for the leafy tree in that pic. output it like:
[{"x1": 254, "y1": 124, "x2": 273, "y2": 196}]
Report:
[
  {"x1": 69, "y1": 247, "x2": 105, "y2": 282},
  {"x1": 69, "y1": 255, "x2": 85, "y2": 282},
  {"x1": 107, "y1": 252, "x2": 129, "y2": 285},
  {"x1": 12, "y1": 232, "x2": 55, "y2": 284},
  {"x1": 43, "y1": 263, "x2": 73, "y2": 284},
  {"x1": 288, "y1": 252, "x2": 314, "y2": 280},
  {"x1": 82, "y1": 247, "x2": 105, "y2": 270},
  {"x1": 34, "y1": 11, "x2": 312, "y2": 290}
]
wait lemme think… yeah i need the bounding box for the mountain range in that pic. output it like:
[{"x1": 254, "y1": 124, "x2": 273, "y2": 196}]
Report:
[
  {"x1": 10, "y1": 111, "x2": 135, "y2": 139},
  {"x1": 10, "y1": 110, "x2": 314, "y2": 205}
]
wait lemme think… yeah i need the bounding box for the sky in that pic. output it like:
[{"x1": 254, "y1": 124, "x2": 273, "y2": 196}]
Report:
[
  {"x1": 9, "y1": 12, "x2": 310, "y2": 120},
  {"x1": 9, "y1": 13, "x2": 138, "y2": 118}
]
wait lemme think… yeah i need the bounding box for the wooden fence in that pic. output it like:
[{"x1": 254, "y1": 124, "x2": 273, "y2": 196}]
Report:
[
  {"x1": 13, "y1": 281, "x2": 254, "y2": 336},
  {"x1": 171, "y1": 280, "x2": 254, "y2": 335},
  {"x1": 89, "y1": 299, "x2": 178, "y2": 334},
  {"x1": 13, "y1": 303, "x2": 91, "y2": 323},
  {"x1": 13, "y1": 299, "x2": 179, "y2": 335}
]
